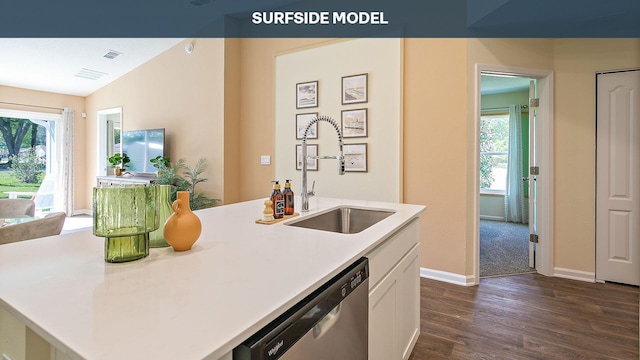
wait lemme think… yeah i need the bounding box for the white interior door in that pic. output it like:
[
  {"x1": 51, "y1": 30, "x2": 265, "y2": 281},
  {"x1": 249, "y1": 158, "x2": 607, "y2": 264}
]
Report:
[
  {"x1": 596, "y1": 69, "x2": 640, "y2": 286},
  {"x1": 528, "y1": 80, "x2": 537, "y2": 268}
]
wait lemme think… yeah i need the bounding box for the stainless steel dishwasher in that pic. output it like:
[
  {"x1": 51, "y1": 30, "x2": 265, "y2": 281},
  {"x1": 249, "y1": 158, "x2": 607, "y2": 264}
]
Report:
[{"x1": 233, "y1": 257, "x2": 369, "y2": 360}]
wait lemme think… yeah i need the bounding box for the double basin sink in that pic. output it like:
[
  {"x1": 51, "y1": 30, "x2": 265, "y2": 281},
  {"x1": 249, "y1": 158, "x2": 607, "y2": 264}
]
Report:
[{"x1": 285, "y1": 206, "x2": 395, "y2": 234}]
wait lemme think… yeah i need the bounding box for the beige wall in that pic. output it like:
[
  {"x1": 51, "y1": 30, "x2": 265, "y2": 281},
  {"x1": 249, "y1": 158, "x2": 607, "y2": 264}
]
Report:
[
  {"x1": 553, "y1": 39, "x2": 640, "y2": 272},
  {"x1": 403, "y1": 39, "x2": 469, "y2": 275},
  {"x1": 224, "y1": 38, "x2": 241, "y2": 203},
  {"x1": 85, "y1": 39, "x2": 227, "y2": 209},
  {"x1": 0, "y1": 85, "x2": 86, "y2": 210},
  {"x1": 238, "y1": 38, "x2": 334, "y2": 201}
]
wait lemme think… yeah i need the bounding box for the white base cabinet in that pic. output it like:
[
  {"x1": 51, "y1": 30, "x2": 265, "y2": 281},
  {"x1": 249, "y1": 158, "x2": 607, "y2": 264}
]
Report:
[{"x1": 367, "y1": 218, "x2": 420, "y2": 360}]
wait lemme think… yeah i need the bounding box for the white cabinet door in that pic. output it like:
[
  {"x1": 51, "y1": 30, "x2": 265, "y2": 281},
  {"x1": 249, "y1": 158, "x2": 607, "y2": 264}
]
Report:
[
  {"x1": 369, "y1": 271, "x2": 398, "y2": 360},
  {"x1": 369, "y1": 243, "x2": 420, "y2": 360},
  {"x1": 397, "y1": 245, "x2": 420, "y2": 360}
]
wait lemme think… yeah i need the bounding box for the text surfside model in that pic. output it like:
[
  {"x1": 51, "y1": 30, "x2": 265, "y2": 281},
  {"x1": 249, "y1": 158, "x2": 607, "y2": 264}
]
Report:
[{"x1": 251, "y1": 11, "x2": 389, "y2": 25}]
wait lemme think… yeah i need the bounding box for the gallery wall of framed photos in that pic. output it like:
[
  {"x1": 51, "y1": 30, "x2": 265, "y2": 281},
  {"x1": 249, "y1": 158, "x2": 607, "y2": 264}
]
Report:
[{"x1": 274, "y1": 38, "x2": 401, "y2": 203}]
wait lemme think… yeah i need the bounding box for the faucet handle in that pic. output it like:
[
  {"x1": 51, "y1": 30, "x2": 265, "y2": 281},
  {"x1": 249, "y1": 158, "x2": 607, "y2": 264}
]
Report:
[{"x1": 309, "y1": 180, "x2": 316, "y2": 196}]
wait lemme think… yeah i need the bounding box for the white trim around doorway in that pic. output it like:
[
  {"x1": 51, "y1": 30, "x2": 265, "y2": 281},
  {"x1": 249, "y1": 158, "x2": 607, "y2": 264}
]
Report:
[
  {"x1": 473, "y1": 64, "x2": 555, "y2": 285},
  {"x1": 96, "y1": 107, "x2": 122, "y2": 177}
]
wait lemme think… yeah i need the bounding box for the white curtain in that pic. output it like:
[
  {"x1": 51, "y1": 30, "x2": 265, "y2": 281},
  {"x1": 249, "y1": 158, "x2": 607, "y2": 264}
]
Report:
[
  {"x1": 504, "y1": 104, "x2": 528, "y2": 224},
  {"x1": 57, "y1": 108, "x2": 74, "y2": 216}
]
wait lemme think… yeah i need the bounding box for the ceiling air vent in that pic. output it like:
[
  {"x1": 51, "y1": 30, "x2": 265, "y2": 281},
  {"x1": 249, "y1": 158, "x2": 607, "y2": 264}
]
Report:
[
  {"x1": 74, "y1": 68, "x2": 108, "y2": 80},
  {"x1": 103, "y1": 50, "x2": 122, "y2": 59}
]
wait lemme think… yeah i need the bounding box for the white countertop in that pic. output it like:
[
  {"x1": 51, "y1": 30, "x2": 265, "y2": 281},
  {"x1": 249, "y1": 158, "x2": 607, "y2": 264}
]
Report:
[{"x1": 0, "y1": 197, "x2": 425, "y2": 360}]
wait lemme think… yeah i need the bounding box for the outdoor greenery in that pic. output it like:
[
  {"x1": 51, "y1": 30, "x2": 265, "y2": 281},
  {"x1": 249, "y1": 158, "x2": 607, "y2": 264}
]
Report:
[
  {"x1": 0, "y1": 171, "x2": 40, "y2": 199},
  {"x1": 0, "y1": 117, "x2": 46, "y2": 169},
  {"x1": 9, "y1": 148, "x2": 45, "y2": 183},
  {"x1": 152, "y1": 156, "x2": 219, "y2": 210},
  {"x1": 0, "y1": 118, "x2": 46, "y2": 196},
  {"x1": 480, "y1": 115, "x2": 509, "y2": 189}
]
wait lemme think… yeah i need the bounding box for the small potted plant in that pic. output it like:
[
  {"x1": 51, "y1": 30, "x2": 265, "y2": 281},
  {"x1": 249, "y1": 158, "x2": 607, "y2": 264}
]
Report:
[{"x1": 107, "y1": 152, "x2": 130, "y2": 176}]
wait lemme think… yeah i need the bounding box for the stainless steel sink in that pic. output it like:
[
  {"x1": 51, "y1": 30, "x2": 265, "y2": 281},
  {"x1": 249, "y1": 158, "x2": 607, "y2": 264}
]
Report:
[{"x1": 285, "y1": 206, "x2": 395, "y2": 234}]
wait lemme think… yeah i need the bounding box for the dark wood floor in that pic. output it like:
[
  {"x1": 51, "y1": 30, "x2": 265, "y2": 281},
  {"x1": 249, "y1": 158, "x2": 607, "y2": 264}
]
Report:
[{"x1": 408, "y1": 274, "x2": 639, "y2": 360}]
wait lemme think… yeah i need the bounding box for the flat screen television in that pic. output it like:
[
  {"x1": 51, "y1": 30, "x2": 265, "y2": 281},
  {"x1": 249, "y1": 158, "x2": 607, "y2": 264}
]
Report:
[{"x1": 121, "y1": 128, "x2": 165, "y2": 174}]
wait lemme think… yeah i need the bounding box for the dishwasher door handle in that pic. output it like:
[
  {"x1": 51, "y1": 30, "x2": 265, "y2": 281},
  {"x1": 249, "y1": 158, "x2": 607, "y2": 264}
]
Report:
[{"x1": 312, "y1": 304, "x2": 342, "y2": 340}]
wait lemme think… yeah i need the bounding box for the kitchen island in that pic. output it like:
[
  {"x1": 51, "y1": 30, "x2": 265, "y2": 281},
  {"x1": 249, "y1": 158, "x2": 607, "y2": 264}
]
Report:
[{"x1": 0, "y1": 197, "x2": 425, "y2": 360}]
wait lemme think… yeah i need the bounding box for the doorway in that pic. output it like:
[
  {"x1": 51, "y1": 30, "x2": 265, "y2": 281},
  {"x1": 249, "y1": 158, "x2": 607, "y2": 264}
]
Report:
[
  {"x1": 478, "y1": 73, "x2": 535, "y2": 277},
  {"x1": 97, "y1": 107, "x2": 122, "y2": 176},
  {"x1": 474, "y1": 64, "x2": 554, "y2": 284}
]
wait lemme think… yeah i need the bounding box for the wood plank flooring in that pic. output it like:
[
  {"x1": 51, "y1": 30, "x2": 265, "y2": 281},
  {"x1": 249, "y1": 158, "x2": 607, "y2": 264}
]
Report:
[{"x1": 408, "y1": 274, "x2": 639, "y2": 360}]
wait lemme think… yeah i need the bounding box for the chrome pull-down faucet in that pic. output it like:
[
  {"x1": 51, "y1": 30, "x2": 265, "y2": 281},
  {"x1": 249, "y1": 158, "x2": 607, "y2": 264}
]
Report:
[{"x1": 301, "y1": 116, "x2": 345, "y2": 212}]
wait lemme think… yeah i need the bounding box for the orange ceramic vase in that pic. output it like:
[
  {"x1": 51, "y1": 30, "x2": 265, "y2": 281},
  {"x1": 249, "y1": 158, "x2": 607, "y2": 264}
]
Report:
[{"x1": 163, "y1": 191, "x2": 202, "y2": 251}]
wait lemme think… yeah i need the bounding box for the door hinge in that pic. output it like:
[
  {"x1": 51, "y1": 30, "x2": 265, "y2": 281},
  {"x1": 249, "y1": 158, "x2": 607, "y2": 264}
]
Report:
[
  {"x1": 530, "y1": 98, "x2": 540, "y2": 107},
  {"x1": 529, "y1": 234, "x2": 539, "y2": 243},
  {"x1": 530, "y1": 166, "x2": 539, "y2": 175}
]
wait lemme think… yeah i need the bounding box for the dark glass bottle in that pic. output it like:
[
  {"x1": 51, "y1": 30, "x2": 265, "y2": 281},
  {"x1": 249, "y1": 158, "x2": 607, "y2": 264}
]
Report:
[
  {"x1": 270, "y1": 181, "x2": 284, "y2": 219},
  {"x1": 283, "y1": 179, "x2": 294, "y2": 216}
]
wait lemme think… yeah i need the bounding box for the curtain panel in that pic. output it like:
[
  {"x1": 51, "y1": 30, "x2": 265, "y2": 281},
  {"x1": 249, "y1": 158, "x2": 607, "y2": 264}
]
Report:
[
  {"x1": 504, "y1": 104, "x2": 528, "y2": 224},
  {"x1": 58, "y1": 108, "x2": 74, "y2": 216}
]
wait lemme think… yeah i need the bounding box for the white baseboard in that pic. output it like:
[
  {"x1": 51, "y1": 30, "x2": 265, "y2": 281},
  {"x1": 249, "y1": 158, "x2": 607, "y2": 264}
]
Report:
[
  {"x1": 553, "y1": 267, "x2": 596, "y2": 283},
  {"x1": 72, "y1": 209, "x2": 92, "y2": 216},
  {"x1": 420, "y1": 268, "x2": 476, "y2": 286},
  {"x1": 421, "y1": 267, "x2": 597, "y2": 286},
  {"x1": 479, "y1": 215, "x2": 504, "y2": 221}
]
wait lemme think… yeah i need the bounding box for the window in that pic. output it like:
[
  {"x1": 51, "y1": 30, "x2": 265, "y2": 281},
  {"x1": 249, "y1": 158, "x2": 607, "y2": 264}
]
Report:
[
  {"x1": 0, "y1": 109, "x2": 61, "y2": 215},
  {"x1": 480, "y1": 114, "x2": 509, "y2": 193}
]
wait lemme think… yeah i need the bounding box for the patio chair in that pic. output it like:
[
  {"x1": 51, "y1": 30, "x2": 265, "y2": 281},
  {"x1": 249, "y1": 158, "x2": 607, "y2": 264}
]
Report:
[{"x1": 0, "y1": 198, "x2": 36, "y2": 218}]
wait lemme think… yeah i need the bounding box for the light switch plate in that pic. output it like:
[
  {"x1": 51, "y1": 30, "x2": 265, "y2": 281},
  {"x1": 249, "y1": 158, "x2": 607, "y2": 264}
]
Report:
[
  {"x1": 3, "y1": 353, "x2": 13, "y2": 360},
  {"x1": 260, "y1": 155, "x2": 271, "y2": 165}
]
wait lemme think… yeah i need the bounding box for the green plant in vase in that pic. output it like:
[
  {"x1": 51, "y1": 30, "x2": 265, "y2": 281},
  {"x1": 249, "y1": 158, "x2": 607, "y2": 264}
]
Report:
[
  {"x1": 151, "y1": 156, "x2": 219, "y2": 210},
  {"x1": 107, "y1": 152, "x2": 130, "y2": 176}
]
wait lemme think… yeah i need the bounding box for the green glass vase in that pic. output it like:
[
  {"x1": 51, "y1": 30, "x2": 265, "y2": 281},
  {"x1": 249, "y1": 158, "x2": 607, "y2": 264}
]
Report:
[
  {"x1": 149, "y1": 184, "x2": 172, "y2": 248},
  {"x1": 93, "y1": 185, "x2": 159, "y2": 263}
]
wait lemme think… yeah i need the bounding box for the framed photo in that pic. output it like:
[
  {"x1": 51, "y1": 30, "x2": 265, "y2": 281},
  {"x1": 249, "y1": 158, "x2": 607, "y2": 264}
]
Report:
[
  {"x1": 296, "y1": 113, "x2": 318, "y2": 140},
  {"x1": 343, "y1": 143, "x2": 367, "y2": 172},
  {"x1": 342, "y1": 73, "x2": 368, "y2": 105},
  {"x1": 341, "y1": 108, "x2": 367, "y2": 138},
  {"x1": 296, "y1": 80, "x2": 318, "y2": 109},
  {"x1": 296, "y1": 144, "x2": 318, "y2": 171}
]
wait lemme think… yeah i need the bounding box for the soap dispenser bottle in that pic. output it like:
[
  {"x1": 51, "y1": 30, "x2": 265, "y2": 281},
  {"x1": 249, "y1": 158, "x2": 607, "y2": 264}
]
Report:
[
  {"x1": 283, "y1": 179, "x2": 294, "y2": 216},
  {"x1": 270, "y1": 181, "x2": 284, "y2": 219}
]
